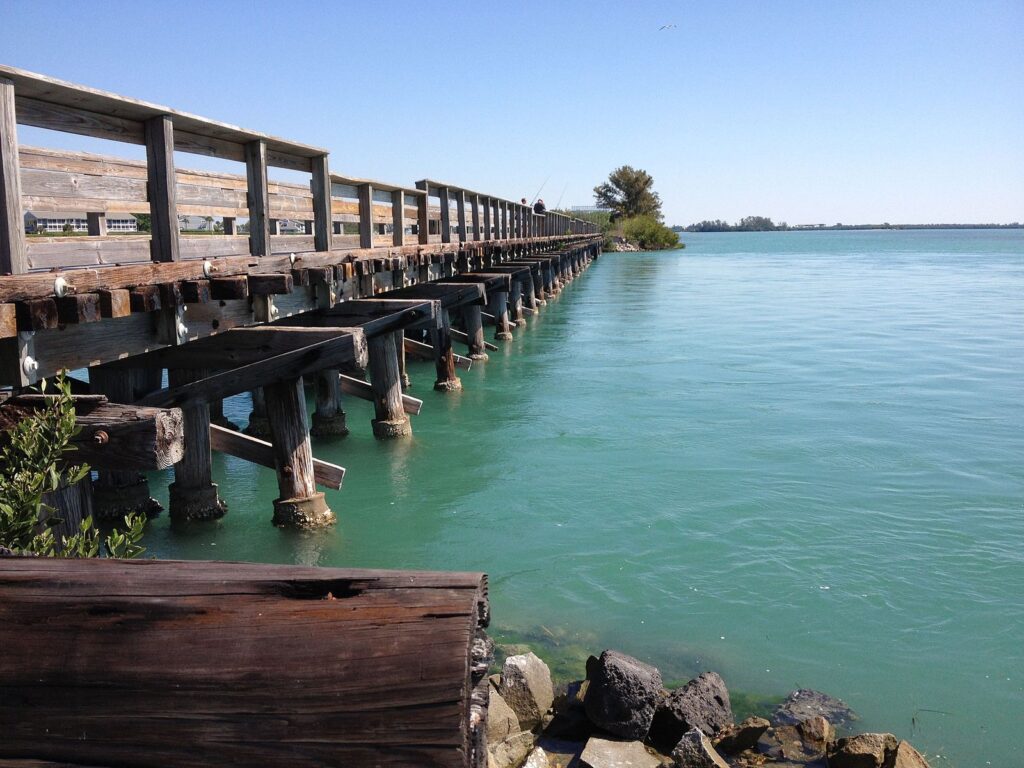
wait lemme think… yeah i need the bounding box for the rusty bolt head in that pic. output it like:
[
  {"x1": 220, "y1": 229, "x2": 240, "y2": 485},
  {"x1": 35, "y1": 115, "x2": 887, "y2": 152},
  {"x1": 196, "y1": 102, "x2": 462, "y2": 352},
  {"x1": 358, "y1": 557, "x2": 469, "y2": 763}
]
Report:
[
  {"x1": 92, "y1": 430, "x2": 109, "y2": 445},
  {"x1": 281, "y1": 465, "x2": 293, "y2": 477}
]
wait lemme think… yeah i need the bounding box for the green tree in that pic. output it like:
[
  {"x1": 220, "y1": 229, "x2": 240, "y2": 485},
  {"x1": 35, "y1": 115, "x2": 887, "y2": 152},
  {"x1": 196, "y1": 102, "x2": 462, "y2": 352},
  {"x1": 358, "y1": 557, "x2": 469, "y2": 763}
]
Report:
[
  {"x1": 622, "y1": 216, "x2": 682, "y2": 250},
  {"x1": 593, "y1": 166, "x2": 663, "y2": 221},
  {"x1": 134, "y1": 213, "x2": 151, "y2": 233},
  {"x1": 0, "y1": 374, "x2": 145, "y2": 558}
]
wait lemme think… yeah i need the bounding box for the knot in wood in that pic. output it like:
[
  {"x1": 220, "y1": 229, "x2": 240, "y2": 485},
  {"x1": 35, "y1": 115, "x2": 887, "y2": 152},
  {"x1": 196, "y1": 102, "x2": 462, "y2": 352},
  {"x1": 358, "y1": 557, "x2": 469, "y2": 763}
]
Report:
[{"x1": 281, "y1": 464, "x2": 294, "y2": 478}]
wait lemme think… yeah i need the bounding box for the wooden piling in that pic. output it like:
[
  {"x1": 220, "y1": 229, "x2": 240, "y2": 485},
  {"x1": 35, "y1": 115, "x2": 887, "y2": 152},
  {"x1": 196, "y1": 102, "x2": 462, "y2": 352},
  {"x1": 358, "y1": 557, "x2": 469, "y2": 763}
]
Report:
[
  {"x1": 264, "y1": 376, "x2": 333, "y2": 528},
  {"x1": 394, "y1": 329, "x2": 411, "y2": 389},
  {"x1": 245, "y1": 387, "x2": 272, "y2": 439},
  {"x1": 461, "y1": 304, "x2": 489, "y2": 361},
  {"x1": 432, "y1": 309, "x2": 462, "y2": 392},
  {"x1": 168, "y1": 368, "x2": 227, "y2": 522},
  {"x1": 88, "y1": 366, "x2": 164, "y2": 520},
  {"x1": 367, "y1": 333, "x2": 412, "y2": 438},
  {"x1": 310, "y1": 368, "x2": 348, "y2": 437},
  {"x1": 488, "y1": 290, "x2": 513, "y2": 342}
]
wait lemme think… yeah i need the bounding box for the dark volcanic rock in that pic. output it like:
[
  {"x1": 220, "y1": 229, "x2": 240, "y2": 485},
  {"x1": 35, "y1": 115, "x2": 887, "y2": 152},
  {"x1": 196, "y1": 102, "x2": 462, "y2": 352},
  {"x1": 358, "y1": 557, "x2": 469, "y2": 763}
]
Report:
[
  {"x1": 583, "y1": 650, "x2": 663, "y2": 740},
  {"x1": 772, "y1": 689, "x2": 857, "y2": 727},
  {"x1": 648, "y1": 671, "x2": 733, "y2": 751},
  {"x1": 714, "y1": 716, "x2": 770, "y2": 755}
]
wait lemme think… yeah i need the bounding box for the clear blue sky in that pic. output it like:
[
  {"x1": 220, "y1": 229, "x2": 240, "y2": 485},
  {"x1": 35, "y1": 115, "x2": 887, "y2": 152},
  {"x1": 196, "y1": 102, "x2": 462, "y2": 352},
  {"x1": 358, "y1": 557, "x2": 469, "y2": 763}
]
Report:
[{"x1": 2, "y1": 0, "x2": 1022, "y2": 225}]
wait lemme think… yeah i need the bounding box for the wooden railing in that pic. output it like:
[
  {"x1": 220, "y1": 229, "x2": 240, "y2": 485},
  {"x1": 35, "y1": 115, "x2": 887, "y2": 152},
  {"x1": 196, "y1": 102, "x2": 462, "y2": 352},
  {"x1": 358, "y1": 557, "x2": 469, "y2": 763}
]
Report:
[{"x1": 0, "y1": 65, "x2": 599, "y2": 278}]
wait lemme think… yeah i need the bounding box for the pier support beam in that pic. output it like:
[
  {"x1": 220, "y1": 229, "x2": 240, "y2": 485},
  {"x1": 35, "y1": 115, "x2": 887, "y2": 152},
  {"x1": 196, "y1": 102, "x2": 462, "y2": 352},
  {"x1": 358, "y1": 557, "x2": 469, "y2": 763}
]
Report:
[
  {"x1": 89, "y1": 366, "x2": 163, "y2": 520},
  {"x1": 168, "y1": 368, "x2": 227, "y2": 522},
  {"x1": 264, "y1": 377, "x2": 333, "y2": 528},
  {"x1": 462, "y1": 304, "x2": 488, "y2": 361},
  {"x1": 367, "y1": 333, "x2": 412, "y2": 438},
  {"x1": 432, "y1": 310, "x2": 462, "y2": 392},
  {"x1": 310, "y1": 368, "x2": 348, "y2": 437},
  {"x1": 488, "y1": 290, "x2": 513, "y2": 341}
]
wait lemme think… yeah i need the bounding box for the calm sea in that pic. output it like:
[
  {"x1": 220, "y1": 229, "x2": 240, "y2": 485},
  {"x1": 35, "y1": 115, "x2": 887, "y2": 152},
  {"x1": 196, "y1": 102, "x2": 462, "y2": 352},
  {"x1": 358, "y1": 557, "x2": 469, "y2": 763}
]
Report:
[{"x1": 144, "y1": 229, "x2": 1023, "y2": 767}]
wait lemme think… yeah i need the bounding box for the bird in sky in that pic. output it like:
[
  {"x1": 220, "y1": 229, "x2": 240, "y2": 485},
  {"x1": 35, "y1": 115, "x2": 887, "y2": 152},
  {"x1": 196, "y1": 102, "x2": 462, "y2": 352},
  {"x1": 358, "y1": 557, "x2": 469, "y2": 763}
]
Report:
[{"x1": 659, "y1": 24, "x2": 677, "y2": 30}]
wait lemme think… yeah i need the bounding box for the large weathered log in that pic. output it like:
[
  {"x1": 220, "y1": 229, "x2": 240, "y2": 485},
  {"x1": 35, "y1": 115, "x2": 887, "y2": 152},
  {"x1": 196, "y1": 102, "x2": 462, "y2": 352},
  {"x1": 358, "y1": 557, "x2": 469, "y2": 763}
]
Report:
[{"x1": 0, "y1": 557, "x2": 490, "y2": 768}]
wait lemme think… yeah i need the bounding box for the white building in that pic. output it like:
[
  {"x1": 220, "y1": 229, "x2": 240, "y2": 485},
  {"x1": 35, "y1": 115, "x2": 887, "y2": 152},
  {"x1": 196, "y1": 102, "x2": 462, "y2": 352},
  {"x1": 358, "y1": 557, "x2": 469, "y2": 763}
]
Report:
[{"x1": 24, "y1": 211, "x2": 138, "y2": 233}]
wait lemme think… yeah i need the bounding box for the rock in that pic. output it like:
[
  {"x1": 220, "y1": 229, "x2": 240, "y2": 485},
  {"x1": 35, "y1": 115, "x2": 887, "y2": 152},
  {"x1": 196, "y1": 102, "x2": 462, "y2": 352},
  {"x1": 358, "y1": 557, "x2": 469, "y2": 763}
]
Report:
[
  {"x1": 773, "y1": 689, "x2": 857, "y2": 727},
  {"x1": 489, "y1": 685, "x2": 523, "y2": 744},
  {"x1": 891, "y1": 740, "x2": 931, "y2": 768},
  {"x1": 490, "y1": 731, "x2": 536, "y2": 768},
  {"x1": 579, "y1": 736, "x2": 662, "y2": 768},
  {"x1": 671, "y1": 728, "x2": 730, "y2": 768},
  {"x1": 714, "y1": 716, "x2": 770, "y2": 754},
  {"x1": 798, "y1": 715, "x2": 834, "y2": 747},
  {"x1": 500, "y1": 652, "x2": 555, "y2": 731},
  {"x1": 756, "y1": 723, "x2": 826, "y2": 763},
  {"x1": 825, "y1": 733, "x2": 898, "y2": 768},
  {"x1": 649, "y1": 672, "x2": 733, "y2": 751},
  {"x1": 522, "y1": 747, "x2": 549, "y2": 768},
  {"x1": 584, "y1": 650, "x2": 663, "y2": 740},
  {"x1": 536, "y1": 737, "x2": 587, "y2": 767}
]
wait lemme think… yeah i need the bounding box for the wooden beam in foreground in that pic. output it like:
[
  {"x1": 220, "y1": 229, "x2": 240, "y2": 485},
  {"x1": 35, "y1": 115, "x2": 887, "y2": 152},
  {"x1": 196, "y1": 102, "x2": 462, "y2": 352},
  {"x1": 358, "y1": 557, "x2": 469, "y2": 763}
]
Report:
[
  {"x1": 0, "y1": 394, "x2": 183, "y2": 470},
  {"x1": 210, "y1": 423, "x2": 344, "y2": 490},
  {"x1": 0, "y1": 557, "x2": 490, "y2": 768}
]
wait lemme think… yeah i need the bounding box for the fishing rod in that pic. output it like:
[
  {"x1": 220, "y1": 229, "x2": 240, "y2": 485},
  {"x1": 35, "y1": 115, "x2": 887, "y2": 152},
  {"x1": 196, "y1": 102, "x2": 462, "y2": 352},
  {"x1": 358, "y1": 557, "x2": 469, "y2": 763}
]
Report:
[
  {"x1": 554, "y1": 182, "x2": 568, "y2": 211},
  {"x1": 530, "y1": 175, "x2": 550, "y2": 205}
]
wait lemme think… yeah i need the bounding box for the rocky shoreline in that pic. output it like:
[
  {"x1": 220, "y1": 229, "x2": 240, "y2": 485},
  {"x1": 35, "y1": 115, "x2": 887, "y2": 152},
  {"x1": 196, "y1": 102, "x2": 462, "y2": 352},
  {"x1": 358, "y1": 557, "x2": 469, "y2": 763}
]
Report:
[{"x1": 487, "y1": 647, "x2": 932, "y2": 768}]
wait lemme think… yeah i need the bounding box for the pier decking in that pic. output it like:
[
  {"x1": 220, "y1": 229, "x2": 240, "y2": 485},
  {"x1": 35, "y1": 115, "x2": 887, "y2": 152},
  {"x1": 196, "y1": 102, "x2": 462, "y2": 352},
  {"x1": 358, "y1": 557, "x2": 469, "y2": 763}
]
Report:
[{"x1": 0, "y1": 66, "x2": 601, "y2": 528}]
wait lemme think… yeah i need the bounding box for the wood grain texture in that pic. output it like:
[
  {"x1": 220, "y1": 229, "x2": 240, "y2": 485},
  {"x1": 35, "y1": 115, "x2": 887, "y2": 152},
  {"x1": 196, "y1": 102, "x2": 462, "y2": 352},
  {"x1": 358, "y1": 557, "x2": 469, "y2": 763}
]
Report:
[
  {"x1": 0, "y1": 557, "x2": 489, "y2": 768},
  {"x1": 0, "y1": 79, "x2": 26, "y2": 275},
  {"x1": 0, "y1": 394, "x2": 183, "y2": 470},
  {"x1": 245, "y1": 139, "x2": 271, "y2": 257}
]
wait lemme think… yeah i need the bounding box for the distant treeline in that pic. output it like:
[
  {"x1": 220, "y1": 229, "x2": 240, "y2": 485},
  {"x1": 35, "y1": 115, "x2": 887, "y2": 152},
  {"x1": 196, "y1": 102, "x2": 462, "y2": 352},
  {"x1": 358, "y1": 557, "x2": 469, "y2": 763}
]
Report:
[{"x1": 676, "y1": 217, "x2": 1023, "y2": 233}]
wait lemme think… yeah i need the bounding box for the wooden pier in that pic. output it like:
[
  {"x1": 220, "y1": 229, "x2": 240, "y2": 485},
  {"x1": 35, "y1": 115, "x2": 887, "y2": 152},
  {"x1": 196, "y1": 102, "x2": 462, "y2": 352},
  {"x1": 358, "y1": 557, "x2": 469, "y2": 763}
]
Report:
[{"x1": 0, "y1": 65, "x2": 601, "y2": 529}]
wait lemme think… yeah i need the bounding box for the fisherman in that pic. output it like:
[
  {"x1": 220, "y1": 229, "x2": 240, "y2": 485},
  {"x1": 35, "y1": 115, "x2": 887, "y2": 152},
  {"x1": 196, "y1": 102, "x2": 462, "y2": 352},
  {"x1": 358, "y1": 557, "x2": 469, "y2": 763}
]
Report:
[{"x1": 533, "y1": 198, "x2": 546, "y2": 214}]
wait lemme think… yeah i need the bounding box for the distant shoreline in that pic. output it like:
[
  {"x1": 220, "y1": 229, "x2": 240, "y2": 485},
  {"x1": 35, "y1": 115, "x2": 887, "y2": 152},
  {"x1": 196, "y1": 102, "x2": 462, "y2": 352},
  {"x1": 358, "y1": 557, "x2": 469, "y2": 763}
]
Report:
[{"x1": 675, "y1": 223, "x2": 1023, "y2": 233}]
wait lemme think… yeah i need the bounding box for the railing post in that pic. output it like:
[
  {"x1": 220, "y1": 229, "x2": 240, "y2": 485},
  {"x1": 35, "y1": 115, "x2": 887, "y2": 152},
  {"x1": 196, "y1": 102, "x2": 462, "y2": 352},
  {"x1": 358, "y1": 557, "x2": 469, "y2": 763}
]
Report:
[
  {"x1": 245, "y1": 139, "x2": 271, "y2": 257},
  {"x1": 392, "y1": 189, "x2": 405, "y2": 247},
  {"x1": 501, "y1": 201, "x2": 509, "y2": 239},
  {"x1": 358, "y1": 183, "x2": 374, "y2": 249},
  {"x1": 482, "y1": 197, "x2": 491, "y2": 242},
  {"x1": 439, "y1": 185, "x2": 451, "y2": 244},
  {"x1": 86, "y1": 212, "x2": 107, "y2": 236},
  {"x1": 145, "y1": 115, "x2": 180, "y2": 263},
  {"x1": 472, "y1": 194, "x2": 481, "y2": 241},
  {"x1": 455, "y1": 189, "x2": 467, "y2": 243},
  {"x1": 415, "y1": 182, "x2": 429, "y2": 244},
  {"x1": 0, "y1": 77, "x2": 26, "y2": 276},
  {"x1": 311, "y1": 154, "x2": 332, "y2": 252}
]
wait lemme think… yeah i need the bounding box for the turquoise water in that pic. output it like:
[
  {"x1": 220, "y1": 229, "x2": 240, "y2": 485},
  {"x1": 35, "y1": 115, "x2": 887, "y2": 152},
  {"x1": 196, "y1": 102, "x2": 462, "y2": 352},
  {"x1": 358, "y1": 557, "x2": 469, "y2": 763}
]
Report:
[{"x1": 143, "y1": 230, "x2": 1023, "y2": 767}]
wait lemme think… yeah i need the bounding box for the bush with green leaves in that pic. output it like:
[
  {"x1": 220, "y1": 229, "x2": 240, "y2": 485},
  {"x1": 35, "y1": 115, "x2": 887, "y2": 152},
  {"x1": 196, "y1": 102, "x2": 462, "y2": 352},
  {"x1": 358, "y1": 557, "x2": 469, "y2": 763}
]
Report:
[
  {"x1": 622, "y1": 216, "x2": 683, "y2": 251},
  {"x1": 0, "y1": 375, "x2": 145, "y2": 558}
]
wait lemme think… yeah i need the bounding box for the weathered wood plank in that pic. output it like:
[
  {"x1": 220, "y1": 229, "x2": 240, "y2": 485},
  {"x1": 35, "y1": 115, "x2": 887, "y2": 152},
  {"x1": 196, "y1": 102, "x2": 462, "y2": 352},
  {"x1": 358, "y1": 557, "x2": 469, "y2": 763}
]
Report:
[
  {"x1": 339, "y1": 373, "x2": 423, "y2": 416},
  {"x1": 0, "y1": 556, "x2": 489, "y2": 767},
  {"x1": 210, "y1": 423, "x2": 344, "y2": 489},
  {"x1": 247, "y1": 273, "x2": 293, "y2": 295},
  {"x1": 404, "y1": 337, "x2": 472, "y2": 370},
  {"x1": 310, "y1": 154, "x2": 331, "y2": 252},
  {"x1": 0, "y1": 303, "x2": 15, "y2": 338},
  {"x1": 96, "y1": 288, "x2": 131, "y2": 318},
  {"x1": 54, "y1": 293, "x2": 101, "y2": 324}
]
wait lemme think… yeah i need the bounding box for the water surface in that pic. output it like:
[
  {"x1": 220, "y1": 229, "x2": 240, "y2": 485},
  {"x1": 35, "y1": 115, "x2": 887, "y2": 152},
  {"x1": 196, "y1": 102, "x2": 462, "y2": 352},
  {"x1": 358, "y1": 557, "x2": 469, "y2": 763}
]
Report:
[{"x1": 145, "y1": 229, "x2": 1024, "y2": 767}]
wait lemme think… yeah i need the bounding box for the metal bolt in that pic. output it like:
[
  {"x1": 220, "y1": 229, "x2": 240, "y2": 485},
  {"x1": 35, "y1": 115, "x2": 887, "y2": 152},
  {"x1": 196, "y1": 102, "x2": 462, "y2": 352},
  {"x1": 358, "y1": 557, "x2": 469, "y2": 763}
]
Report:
[
  {"x1": 282, "y1": 465, "x2": 293, "y2": 478},
  {"x1": 202, "y1": 260, "x2": 214, "y2": 277},
  {"x1": 92, "y1": 430, "x2": 109, "y2": 446},
  {"x1": 22, "y1": 356, "x2": 38, "y2": 376},
  {"x1": 53, "y1": 276, "x2": 70, "y2": 297}
]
